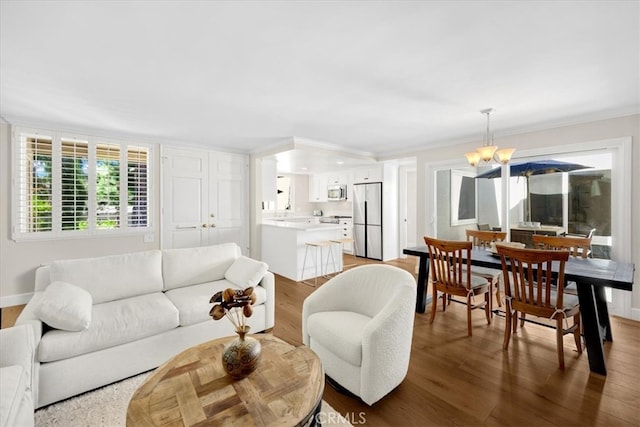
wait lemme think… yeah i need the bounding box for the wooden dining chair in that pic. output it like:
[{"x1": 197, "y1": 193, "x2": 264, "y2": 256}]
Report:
[
  {"x1": 424, "y1": 237, "x2": 491, "y2": 336},
  {"x1": 531, "y1": 234, "x2": 592, "y2": 297},
  {"x1": 496, "y1": 245, "x2": 582, "y2": 369},
  {"x1": 531, "y1": 234, "x2": 592, "y2": 259},
  {"x1": 465, "y1": 229, "x2": 508, "y2": 307}
]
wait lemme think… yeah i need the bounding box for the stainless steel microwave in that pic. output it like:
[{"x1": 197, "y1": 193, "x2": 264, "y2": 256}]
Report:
[{"x1": 327, "y1": 184, "x2": 347, "y2": 201}]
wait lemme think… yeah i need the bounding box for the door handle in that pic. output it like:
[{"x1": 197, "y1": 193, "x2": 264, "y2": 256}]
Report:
[
  {"x1": 176, "y1": 225, "x2": 197, "y2": 229},
  {"x1": 202, "y1": 224, "x2": 208, "y2": 228}
]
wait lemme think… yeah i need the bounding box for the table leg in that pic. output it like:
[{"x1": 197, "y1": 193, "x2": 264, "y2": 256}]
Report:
[
  {"x1": 576, "y1": 282, "x2": 606, "y2": 375},
  {"x1": 309, "y1": 397, "x2": 323, "y2": 427},
  {"x1": 416, "y1": 255, "x2": 431, "y2": 313},
  {"x1": 594, "y1": 286, "x2": 613, "y2": 341}
]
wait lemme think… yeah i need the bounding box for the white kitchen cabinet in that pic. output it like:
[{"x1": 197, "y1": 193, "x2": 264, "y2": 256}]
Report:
[
  {"x1": 308, "y1": 173, "x2": 328, "y2": 202},
  {"x1": 326, "y1": 172, "x2": 349, "y2": 186},
  {"x1": 352, "y1": 165, "x2": 383, "y2": 184}
]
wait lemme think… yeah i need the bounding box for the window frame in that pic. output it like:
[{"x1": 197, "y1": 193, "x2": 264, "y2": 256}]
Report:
[
  {"x1": 425, "y1": 136, "x2": 632, "y2": 318},
  {"x1": 11, "y1": 126, "x2": 154, "y2": 241}
]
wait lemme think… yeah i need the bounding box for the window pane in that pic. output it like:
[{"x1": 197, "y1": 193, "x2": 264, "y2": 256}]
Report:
[
  {"x1": 127, "y1": 146, "x2": 149, "y2": 227},
  {"x1": 96, "y1": 143, "x2": 121, "y2": 229},
  {"x1": 20, "y1": 135, "x2": 53, "y2": 232},
  {"x1": 61, "y1": 139, "x2": 89, "y2": 230}
]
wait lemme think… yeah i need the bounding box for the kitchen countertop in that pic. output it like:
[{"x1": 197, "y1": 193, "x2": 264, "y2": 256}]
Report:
[{"x1": 262, "y1": 219, "x2": 343, "y2": 231}]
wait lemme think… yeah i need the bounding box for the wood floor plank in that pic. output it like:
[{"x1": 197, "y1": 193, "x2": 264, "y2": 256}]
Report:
[
  {"x1": 2, "y1": 254, "x2": 638, "y2": 426},
  {"x1": 273, "y1": 255, "x2": 640, "y2": 427}
]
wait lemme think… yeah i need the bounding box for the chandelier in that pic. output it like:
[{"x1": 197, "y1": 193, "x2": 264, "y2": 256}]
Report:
[{"x1": 465, "y1": 108, "x2": 515, "y2": 166}]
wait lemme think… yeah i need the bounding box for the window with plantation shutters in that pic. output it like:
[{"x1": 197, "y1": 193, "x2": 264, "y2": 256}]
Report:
[
  {"x1": 12, "y1": 127, "x2": 153, "y2": 240},
  {"x1": 61, "y1": 138, "x2": 89, "y2": 231},
  {"x1": 96, "y1": 143, "x2": 121, "y2": 229},
  {"x1": 16, "y1": 134, "x2": 54, "y2": 233},
  {"x1": 127, "y1": 146, "x2": 149, "y2": 227}
]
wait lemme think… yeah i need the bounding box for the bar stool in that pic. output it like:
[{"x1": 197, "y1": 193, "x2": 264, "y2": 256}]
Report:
[
  {"x1": 330, "y1": 237, "x2": 357, "y2": 272},
  {"x1": 301, "y1": 241, "x2": 336, "y2": 287}
]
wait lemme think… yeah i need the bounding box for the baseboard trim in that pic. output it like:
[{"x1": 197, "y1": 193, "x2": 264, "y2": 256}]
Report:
[{"x1": 631, "y1": 307, "x2": 640, "y2": 322}]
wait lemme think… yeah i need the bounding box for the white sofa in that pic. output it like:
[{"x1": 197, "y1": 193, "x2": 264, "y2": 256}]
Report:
[
  {"x1": 15, "y1": 243, "x2": 274, "y2": 409},
  {"x1": 0, "y1": 324, "x2": 36, "y2": 427}
]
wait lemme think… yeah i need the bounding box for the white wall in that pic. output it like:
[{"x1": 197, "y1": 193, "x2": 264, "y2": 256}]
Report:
[
  {"x1": 414, "y1": 114, "x2": 640, "y2": 319},
  {"x1": 3, "y1": 115, "x2": 638, "y2": 318},
  {"x1": 0, "y1": 123, "x2": 162, "y2": 307}
]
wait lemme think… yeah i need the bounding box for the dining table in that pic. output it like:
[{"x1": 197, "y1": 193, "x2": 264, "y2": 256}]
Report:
[{"x1": 403, "y1": 245, "x2": 635, "y2": 376}]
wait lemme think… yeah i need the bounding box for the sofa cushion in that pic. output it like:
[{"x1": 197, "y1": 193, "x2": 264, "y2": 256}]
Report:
[
  {"x1": 307, "y1": 311, "x2": 371, "y2": 367},
  {"x1": 165, "y1": 279, "x2": 267, "y2": 327},
  {"x1": 163, "y1": 243, "x2": 241, "y2": 291},
  {"x1": 0, "y1": 365, "x2": 28, "y2": 427},
  {"x1": 225, "y1": 256, "x2": 269, "y2": 288},
  {"x1": 49, "y1": 250, "x2": 163, "y2": 304},
  {"x1": 34, "y1": 281, "x2": 92, "y2": 331},
  {"x1": 38, "y1": 292, "x2": 179, "y2": 363}
]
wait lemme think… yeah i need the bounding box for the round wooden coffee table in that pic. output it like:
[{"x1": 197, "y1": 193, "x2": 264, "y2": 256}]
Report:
[{"x1": 126, "y1": 334, "x2": 324, "y2": 426}]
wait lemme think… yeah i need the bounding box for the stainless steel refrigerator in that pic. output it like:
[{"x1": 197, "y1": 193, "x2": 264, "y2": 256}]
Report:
[{"x1": 353, "y1": 182, "x2": 382, "y2": 260}]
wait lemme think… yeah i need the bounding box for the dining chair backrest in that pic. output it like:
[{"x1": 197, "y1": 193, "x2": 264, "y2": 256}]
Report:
[
  {"x1": 424, "y1": 237, "x2": 473, "y2": 291},
  {"x1": 565, "y1": 228, "x2": 596, "y2": 239},
  {"x1": 496, "y1": 245, "x2": 580, "y2": 369},
  {"x1": 496, "y1": 246, "x2": 570, "y2": 316},
  {"x1": 531, "y1": 234, "x2": 591, "y2": 259},
  {"x1": 465, "y1": 229, "x2": 507, "y2": 249}
]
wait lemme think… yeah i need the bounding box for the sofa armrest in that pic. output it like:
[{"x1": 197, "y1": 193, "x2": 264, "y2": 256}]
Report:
[
  {"x1": 14, "y1": 294, "x2": 44, "y2": 341},
  {"x1": 0, "y1": 324, "x2": 36, "y2": 394},
  {"x1": 0, "y1": 325, "x2": 36, "y2": 427},
  {"x1": 0, "y1": 325, "x2": 35, "y2": 370},
  {"x1": 259, "y1": 271, "x2": 275, "y2": 330}
]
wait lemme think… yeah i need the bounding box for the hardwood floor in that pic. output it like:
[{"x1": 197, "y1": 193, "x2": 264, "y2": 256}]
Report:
[
  {"x1": 2, "y1": 255, "x2": 638, "y2": 426},
  {"x1": 274, "y1": 256, "x2": 640, "y2": 427}
]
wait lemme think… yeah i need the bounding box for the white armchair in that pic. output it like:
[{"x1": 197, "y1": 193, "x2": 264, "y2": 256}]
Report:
[
  {"x1": 302, "y1": 264, "x2": 416, "y2": 405},
  {"x1": 0, "y1": 324, "x2": 36, "y2": 427}
]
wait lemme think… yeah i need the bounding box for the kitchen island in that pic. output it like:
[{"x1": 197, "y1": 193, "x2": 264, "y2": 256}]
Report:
[{"x1": 262, "y1": 219, "x2": 343, "y2": 282}]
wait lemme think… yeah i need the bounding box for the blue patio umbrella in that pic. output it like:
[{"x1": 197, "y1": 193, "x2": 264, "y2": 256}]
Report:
[{"x1": 475, "y1": 159, "x2": 591, "y2": 222}]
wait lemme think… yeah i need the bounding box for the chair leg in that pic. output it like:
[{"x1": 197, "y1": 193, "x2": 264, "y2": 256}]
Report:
[
  {"x1": 503, "y1": 303, "x2": 513, "y2": 350},
  {"x1": 429, "y1": 288, "x2": 438, "y2": 324},
  {"x1": 495, "y1": 278, "x2": 503, "y2": 307},
  {"x1": 512, "y1": 311, "x2": 518, "y2": 333},
  {"x1": 573, "y1": 313, "x2": 583, "y2": 354},
  {"x1": 556, "y1": 317, "x2": 565, "y2": 369},
  {"x1": 484, "y1": 292, "x2": 491, "y2": 325},
  {"x1": 442, "y1": 292, "x2": 447, "y2": 312},
  {"x1": 466, "y1": 295, "x2": 473, "y2": 336}
]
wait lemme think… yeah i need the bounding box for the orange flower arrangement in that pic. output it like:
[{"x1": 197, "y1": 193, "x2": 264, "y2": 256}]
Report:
[{"x1": 209, "y1": 287, "x2": 257, "y2": 330}]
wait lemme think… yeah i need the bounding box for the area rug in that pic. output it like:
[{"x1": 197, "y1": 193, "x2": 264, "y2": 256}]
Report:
[{"x1": 35, "y1": 372, "x2": 352, "y2": 426}]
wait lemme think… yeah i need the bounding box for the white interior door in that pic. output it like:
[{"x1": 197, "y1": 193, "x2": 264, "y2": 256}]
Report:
[
  {"x1": 162, "y1": 147, "x2": 249, "y2": 252},
  {"x1": 162, "y1": 147, "x2": 208, "y2": 249},
  {"x1": 399, "y1": 165, "x2": 417, "y2": 256},
  {"x1": 208, "y1": 152, "x2": 248, "y2": 254}
]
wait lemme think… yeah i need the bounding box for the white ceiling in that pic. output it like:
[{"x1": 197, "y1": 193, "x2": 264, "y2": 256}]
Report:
[{"x1": 1, "y1": 1, "x2": 638, "y2": 173}]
